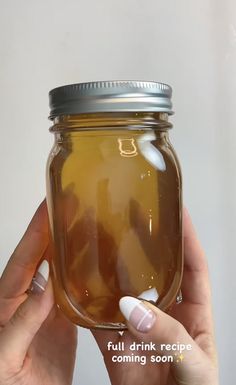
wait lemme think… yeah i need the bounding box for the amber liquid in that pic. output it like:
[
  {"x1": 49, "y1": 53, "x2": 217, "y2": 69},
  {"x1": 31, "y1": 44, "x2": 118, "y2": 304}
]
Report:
[{"x1": 46, "y1": 128, "x2": 183, "y2": 329}]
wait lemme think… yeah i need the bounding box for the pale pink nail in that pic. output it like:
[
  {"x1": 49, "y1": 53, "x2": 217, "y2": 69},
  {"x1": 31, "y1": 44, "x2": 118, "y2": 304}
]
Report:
[
  {"x1": 119, "y1": 296, "x2": 156, "y2": 333},
  {"x1": 30, "y1": 260, "x2": 49, "y2": 295}
]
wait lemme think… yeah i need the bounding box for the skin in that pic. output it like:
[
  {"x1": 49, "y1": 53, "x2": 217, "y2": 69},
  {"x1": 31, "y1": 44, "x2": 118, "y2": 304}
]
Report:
[
  {"x1": 93, "y1": 209, "x2": 219, "y2": 384},
  {"x1": 0, "y1": 202, "x2": 219, "y2": 385},
  {"x1": 0, "y1": 202, "x2": 77, "y2": 385}
]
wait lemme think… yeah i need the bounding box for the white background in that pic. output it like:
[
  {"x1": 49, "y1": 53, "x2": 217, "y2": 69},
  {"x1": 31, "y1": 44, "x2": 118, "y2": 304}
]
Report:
[{"x1": 0, "y1": 1, "x2": 235, "y2": 384}]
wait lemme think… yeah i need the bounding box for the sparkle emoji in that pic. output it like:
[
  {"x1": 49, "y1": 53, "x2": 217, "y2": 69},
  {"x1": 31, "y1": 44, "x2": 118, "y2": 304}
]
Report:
[{"x1": 178, "y1": 354, "x2": 184, "y2": 362}]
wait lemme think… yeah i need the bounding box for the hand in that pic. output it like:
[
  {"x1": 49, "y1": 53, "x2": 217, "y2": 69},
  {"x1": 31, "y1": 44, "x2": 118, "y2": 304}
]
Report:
[
  {"x1": 93, "y1": 209, "x2": 219, "y2": 385},
  {"x1": 0, "y1": 201, "x2": 77, "y2": 385}
]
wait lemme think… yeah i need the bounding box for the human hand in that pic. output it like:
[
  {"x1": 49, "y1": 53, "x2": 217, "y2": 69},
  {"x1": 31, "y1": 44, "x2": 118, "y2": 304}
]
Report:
[
  {"x1": 93, "y1": 209, "x2": 219, "y2": 385},
  {"x1": 0, "y1": 201, "x2": 77, "y2": 385}
]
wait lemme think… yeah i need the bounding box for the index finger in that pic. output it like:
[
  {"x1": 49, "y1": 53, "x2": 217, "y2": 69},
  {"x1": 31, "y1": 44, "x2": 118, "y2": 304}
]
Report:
[
  {"x1": 181, "y1": 207, "x2": 211, "y2": 306},
  {"x1": 0, "y1": 200, "x2": 49, "y2": 299}
]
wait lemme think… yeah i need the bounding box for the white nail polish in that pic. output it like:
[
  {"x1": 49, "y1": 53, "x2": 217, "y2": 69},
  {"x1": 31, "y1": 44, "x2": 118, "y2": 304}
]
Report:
[
  {"x1": 37, "y1": 260, "x2": 49, "y2": 282},
  {"x1": 30, "y1": 260, "x2": 49, "y2": 294},
  {"x1": 119, "y1": 296, "x2": 142, "y2": 320},
  {"x1": 119, "y1": 296, "x2": 156, "y2": 333}
]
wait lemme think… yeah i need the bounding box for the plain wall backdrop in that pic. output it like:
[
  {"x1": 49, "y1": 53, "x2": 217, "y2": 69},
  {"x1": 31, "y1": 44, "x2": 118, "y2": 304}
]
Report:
[{"x1": 0, "y1": 1, "x2": 235, "y2": 384}]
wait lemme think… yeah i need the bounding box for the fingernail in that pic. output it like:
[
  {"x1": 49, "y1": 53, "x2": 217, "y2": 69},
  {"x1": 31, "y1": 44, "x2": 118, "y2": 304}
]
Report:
[
  {"x1": 119, "y1": 296, "x2": 156, "y2": 333},
  {"x1": 30, "y1": 260, "x2": 49, "y2": 295}
]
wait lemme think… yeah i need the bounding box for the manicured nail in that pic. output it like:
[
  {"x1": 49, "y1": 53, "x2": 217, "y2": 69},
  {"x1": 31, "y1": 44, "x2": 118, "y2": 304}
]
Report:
[
  {"x1": 119, "y1": 296, "x2": 156, "y2": 333},
  {"x1": 30, "y1": 260, "x2": 49, "y2": 294}
]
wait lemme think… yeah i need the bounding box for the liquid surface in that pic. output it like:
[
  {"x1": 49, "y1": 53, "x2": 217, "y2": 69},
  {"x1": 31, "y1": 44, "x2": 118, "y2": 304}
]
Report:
[{"x1": 47, "y1": 129, "x2": 183, "y2": 328}]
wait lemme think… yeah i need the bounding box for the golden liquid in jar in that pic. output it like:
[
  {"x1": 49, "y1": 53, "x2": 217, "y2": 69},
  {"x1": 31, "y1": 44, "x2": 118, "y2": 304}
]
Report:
[{"x1": 47, "y1": 129, "x2": 183, "y2": 329}]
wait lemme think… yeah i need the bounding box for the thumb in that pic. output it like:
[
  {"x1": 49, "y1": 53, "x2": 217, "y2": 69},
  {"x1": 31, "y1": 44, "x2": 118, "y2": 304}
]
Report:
[
  {"x1": 0, "y1": 260, "x2": 53, "y2": 367},
  {"x1": 119, "y1": 296, "x2": 212, "y2": 385}
]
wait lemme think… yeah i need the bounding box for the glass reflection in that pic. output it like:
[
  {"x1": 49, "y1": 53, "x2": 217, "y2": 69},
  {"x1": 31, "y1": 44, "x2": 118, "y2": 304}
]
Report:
[
  {"x1": 138, "y1": 287, "x2": 159, "y2": 302},
  {"x1": 137, "y1": 131, "x2": 166, "y2": 171}
]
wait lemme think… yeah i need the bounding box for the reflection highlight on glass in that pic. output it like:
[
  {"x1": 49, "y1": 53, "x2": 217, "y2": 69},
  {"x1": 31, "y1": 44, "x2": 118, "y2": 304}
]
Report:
[
  {"x1": 149, "y1": 208, "x2": 153, "y2": 234},
  {"x1": 137, "y1": 131, "x2": 166, "y2": 171},
  {"x1": 138, "y1": 287, "x2": 159, "y2": 302}
]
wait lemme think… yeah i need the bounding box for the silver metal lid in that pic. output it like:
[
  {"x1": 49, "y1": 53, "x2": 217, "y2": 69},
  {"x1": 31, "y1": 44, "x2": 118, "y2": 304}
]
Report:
[{"x1": 48, "y1": 80, "x2": 173, "y2": 119}]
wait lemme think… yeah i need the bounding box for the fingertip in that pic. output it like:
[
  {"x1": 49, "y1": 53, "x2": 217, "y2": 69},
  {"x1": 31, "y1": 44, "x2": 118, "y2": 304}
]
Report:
[
  {"x1": 37, "y1": 198, "x2": 47, "y2": 211},
  {"x1": 119, "y1": 296, "x2": 157, "y2": 333},
  {"x1": 183, "y1": 206, "x2": 194, "y2": 232},
  {"x1": 29, "y1": 259, "x2": 49, "y2": 295},
  {"x1": 119, "y1": 296, "x2": 142, "y2": 321}
]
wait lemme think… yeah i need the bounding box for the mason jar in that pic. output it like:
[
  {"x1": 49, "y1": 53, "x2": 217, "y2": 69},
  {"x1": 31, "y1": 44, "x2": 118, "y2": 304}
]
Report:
[{"x1": 46, "y1": 80, "x2": 183, "y2": 330}]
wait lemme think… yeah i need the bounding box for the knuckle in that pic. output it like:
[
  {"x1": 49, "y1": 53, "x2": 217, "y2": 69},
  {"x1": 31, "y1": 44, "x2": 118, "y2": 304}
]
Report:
[
  {"x1": 9, "y1": 298, "x2": 41, "y2": 333},
  {"x1": 10, "y1": 304, "x2": 29, "y2": 327}
]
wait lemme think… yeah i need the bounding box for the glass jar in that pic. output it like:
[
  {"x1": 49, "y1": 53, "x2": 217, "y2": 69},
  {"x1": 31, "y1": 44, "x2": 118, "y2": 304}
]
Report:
[{"x1": 46, "y1": 81, "x2": 183, "y2": 330}]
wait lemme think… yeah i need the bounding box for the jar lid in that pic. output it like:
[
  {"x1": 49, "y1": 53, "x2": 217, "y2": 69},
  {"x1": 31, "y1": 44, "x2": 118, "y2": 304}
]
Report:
[{"x1": 48, "y1": 80, "x2": 173, "y2": 119}]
